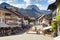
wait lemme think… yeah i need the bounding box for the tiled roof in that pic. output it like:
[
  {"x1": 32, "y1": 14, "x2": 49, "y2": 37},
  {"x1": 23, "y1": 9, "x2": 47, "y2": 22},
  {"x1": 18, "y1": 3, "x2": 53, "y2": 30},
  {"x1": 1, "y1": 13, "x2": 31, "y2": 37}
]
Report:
[{"x1": 0, "y1": 7, "x2": 23, "y2": 17}]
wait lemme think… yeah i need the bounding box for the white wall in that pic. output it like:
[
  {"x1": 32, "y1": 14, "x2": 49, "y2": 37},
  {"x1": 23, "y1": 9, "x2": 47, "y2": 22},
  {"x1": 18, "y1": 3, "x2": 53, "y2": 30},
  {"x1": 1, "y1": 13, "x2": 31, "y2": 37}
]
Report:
[{"x1": 23, "y1": 20, "x2": 28, "y2": 25}]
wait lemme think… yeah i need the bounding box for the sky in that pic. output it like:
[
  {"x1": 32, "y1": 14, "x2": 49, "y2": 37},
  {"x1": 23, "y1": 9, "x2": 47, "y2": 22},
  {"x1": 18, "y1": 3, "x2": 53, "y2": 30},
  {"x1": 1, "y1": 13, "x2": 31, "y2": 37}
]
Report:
[{"x1": 0, "y1": 0, "x2": 56, "y2": 10}]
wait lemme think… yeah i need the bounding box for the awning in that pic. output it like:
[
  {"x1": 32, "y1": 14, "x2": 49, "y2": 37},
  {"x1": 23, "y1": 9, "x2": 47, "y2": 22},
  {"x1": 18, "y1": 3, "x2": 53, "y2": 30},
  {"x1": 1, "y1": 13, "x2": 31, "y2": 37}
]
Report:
[{"x1": 0, "y1": 23, "x2": 9, "y2": 28}]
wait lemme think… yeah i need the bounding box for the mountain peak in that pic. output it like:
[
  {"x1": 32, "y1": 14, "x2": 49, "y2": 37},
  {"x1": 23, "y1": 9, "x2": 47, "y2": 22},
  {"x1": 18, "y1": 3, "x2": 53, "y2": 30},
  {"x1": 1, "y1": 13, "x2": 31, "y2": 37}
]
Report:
[
  {"x1": 1, "y1": 2, "x2": 9, "y2": 5},
  {"x1": 0, "y1": 2, "x2": 10, "y2": 8},
  {"x1": 27, "y1": 5, "x2": 40, "y2": 11}
]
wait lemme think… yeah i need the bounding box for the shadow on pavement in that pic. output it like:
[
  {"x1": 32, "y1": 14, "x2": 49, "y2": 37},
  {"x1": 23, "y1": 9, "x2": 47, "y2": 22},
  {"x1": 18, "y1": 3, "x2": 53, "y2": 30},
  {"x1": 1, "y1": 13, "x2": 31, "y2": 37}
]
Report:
[{"x1": 0, "y1": 25, "x2": 32, "y2": 37}]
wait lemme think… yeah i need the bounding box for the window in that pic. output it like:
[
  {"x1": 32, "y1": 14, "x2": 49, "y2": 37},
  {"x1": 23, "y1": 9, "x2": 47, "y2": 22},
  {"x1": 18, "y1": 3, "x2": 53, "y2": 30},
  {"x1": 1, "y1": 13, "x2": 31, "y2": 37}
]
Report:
[
  {"x1": 0, "y1": 18, "x2": 1, "y2": 22},
  {"x1": 5, "y1": 13, "x2": 11, "y2": 16}
]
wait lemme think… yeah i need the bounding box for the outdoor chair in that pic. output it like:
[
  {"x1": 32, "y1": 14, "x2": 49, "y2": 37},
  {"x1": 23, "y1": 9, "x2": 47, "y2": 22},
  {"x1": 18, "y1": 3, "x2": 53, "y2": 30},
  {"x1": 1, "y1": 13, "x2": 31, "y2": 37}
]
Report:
[
  {"x1": 4, "y1": 27, "x2": 11, "y2": 36},
  {"x1": 1, "y1": 28, "x2": 5, "y2": 36}
]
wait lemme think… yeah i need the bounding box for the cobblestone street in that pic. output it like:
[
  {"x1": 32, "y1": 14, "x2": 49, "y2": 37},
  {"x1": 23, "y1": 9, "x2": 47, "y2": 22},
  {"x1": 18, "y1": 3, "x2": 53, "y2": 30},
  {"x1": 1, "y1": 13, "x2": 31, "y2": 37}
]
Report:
[{"x1": 0, "y1": 32, "x2": 54, "y2": 40}]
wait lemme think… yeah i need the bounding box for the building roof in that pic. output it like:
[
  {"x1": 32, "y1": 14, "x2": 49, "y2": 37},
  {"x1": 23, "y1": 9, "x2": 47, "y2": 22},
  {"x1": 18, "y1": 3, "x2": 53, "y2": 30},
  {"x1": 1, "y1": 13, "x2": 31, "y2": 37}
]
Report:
[
  {"x1": 37, "y1": 14, "x2": 45, "y2": 20},
  {"x1": 0, "y1": 7, "x2": 23, "y2": 18},
  {"x1": 48, "y1": 0, "x2": 60, "y2": 11},
  {"x1": 37, "y1": 13, "x2": 52, "y2": 20},
  {"x1": 48, "y1": 3, "x2": 57, "y2": 11}
]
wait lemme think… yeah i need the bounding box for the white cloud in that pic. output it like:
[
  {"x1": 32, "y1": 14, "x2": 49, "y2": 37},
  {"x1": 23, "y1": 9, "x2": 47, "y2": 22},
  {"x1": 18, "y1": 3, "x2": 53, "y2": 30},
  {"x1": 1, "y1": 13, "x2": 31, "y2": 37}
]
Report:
[
  {"x1": 24, "y1": 0, "x2": 30, "y2": 4},
  {"x1": 0, "y1": 0, "x2": 17, "y2": 4},
  {"x1": 31, "y1": 0, "x2": 46, "y2": 3},
  {"x1": 0, "y1": 0, "x2": 48, "y2": 10},
  {"x1": 35, "y1": 4, "x2": 47, "y2": 10},
  {"x1": 10, "y1": 4, "x2": 26, "y2": 8},
  {"x1": 48, "y1": 0, "x2": 56, "y2": 4},
  {"x1": 5, "y1": 0, "x2": 17, "y2": 3},
  {"x1": 0, "y1": 0, "x2": 5, "y2": 4},
  {"x1": 10, "y1": 0, "x2": 31, "y2": 9},
  {"x1": 24, "y1": 0, "x2": 46, "y2": 4},
  {"x1": 10, "y1": 3, "x2": 31, "y2": 9},
  {"x1": 10, "y1": 3, "x2": 47, "y2": 10},
  {"x1": 0, "y1": 0, "x2": 31, "y2": 9},
  {"x1": 23, "y1": 0, "x2": 47, "y2": 10}
]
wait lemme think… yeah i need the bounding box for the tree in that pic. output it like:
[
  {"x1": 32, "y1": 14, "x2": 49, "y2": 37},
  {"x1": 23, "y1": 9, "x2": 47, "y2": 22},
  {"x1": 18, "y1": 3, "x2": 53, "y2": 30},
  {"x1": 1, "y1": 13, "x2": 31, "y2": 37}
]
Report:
[
  {"x1": 51, "y1": 21, "x2": 57, "y2": 32},
  {"x1": 56, "y1": 14, "x2": 60, "y2": 22}
]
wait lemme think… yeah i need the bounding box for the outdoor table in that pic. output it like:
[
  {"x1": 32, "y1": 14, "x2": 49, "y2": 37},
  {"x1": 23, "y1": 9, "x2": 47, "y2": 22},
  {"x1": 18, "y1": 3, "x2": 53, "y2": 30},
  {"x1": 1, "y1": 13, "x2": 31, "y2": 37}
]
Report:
[
  {"x1": 43, "y1": 26, "x2": 51, "y2": 30},
  {"x1": 0, "y1": 23, "x2": 10, "y2": 36},
  {"x1": 41, "y1": 26, "x2": 51, "y2": 35},
  {"x1": 0, "y1": 23, "x2": 22, "y2": 36}
]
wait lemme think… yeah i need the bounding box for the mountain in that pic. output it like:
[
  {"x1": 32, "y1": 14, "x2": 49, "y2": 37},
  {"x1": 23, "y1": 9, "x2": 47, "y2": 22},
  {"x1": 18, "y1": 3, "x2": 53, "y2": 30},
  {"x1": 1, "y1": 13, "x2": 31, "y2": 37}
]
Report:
[
  {"x1": 19, "y1": 5, "x2": 52, "y2": 18},
  {"x1": 0, "y1": 2, "x2": 18, "y2": 10},
  {"x1": 39, "y1": 10, "x2": 52, "y2": 14},
  {"x1": 19, "y1": 9, "x2": 38, "y2": 18},
  {"x1": 27, "y1": 5, "x2": 40, "y2": 12},
  {"x1": 0, "y1": 2, "x2": 11, "y2": 8},
  {"x1": 0, "y1": 2, "x2": 52, "y2": 19},
  {"x1": 19, "y1": 5, "x2": 42, "y2": 18},
  {"x1": 26, "y1": 5, "x2": 52, "y2": 14}
]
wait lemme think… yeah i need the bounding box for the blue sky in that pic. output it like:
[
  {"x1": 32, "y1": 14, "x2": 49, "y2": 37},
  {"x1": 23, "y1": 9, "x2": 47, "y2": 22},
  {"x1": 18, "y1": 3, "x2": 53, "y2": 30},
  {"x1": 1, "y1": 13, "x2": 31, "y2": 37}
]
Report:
[{"x1": 0, "y1": 0, "x2": 56, "y2": 10}]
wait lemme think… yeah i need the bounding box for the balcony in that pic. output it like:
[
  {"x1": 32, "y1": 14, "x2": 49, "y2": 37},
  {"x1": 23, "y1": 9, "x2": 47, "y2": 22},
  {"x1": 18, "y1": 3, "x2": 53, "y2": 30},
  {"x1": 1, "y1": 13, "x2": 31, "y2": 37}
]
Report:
[{"x1": 5, "y1": 16, "x2": 11, "y2": 18}]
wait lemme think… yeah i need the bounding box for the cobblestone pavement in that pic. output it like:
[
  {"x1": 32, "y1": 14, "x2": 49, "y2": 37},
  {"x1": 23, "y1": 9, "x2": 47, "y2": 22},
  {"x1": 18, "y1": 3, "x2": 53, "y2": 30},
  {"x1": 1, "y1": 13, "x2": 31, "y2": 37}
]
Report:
[{"x1": 0, "y1": 32, "x2": 54, "y2": 40}]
